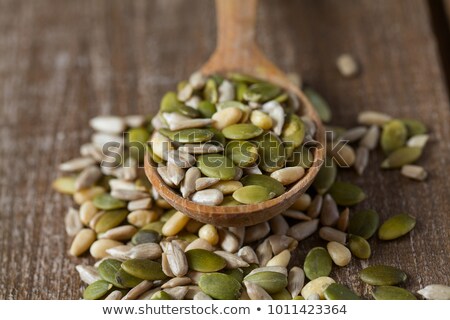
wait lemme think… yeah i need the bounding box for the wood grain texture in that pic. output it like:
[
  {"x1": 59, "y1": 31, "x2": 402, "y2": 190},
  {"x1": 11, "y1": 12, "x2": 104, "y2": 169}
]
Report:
[{"x1": 0, "y1": 0, "x2": 449, "y2": 299}]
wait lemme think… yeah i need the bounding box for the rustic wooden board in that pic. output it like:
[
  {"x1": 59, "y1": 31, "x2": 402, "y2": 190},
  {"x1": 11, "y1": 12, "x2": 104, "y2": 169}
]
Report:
[{"x1": 0, "y1": 0, "x2": 449, "y2": 299}]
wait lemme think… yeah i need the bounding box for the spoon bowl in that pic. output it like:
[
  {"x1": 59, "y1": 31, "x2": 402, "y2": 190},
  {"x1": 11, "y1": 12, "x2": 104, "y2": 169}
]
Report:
[{"x1": 144, "y1": 0, "x2": 325, "y2": 227}]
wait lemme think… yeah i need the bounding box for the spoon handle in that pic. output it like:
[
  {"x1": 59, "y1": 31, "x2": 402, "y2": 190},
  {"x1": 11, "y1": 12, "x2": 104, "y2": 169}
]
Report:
[
  {"x1": 215, "y1": 0, "x2": 258, "y2": 55},
  {"x1": 202, "y1": 0, "x2": 289, "y2": 86}
]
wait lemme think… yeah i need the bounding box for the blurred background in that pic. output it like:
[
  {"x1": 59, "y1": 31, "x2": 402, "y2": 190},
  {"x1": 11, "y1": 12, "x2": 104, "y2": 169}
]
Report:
[{"x1": 0, "y1": 0, "x2": 449, "y2": 299}]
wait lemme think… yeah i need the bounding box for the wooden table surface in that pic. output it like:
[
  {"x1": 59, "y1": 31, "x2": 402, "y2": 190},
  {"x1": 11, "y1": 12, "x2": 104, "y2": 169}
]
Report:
[{"x1": 1, "y1": 0, "x2": 449, "y2": 300}]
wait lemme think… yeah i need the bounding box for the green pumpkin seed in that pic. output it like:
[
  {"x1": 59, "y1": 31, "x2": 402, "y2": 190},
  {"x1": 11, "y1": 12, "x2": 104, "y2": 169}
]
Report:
[
  {"x1": 313, "y1": 158, "x2": 337, "y2": 194},
  {"x1": 304, "y1": 87, "x2": 332, "y2": 123},
  {"x1": 93, "y1": 193, "x2": 126, "y2": 210},
  {"x1": 241, "y1": 263, "x2": 259, "y2": 277},
  {"x1": 121, "y1": 259, "x2": 167, "y2": 281},
  {"x1": 324, "y1": 283, "x2": 361, "y2": 300},
  {"x1": 159, "y1": 128, "x2": 214, "y2": 143},
  {"x1": 98, "y1": 259, "x2": 126, "y2": 288},
  {"x1": 204, "y1": 79, "x2": 218, "y2": 103},
  {"x1": 209, "y1": 128, "x2": 226, "y2": 147},
  {"x1": 381, "y1": 120, "x2": 408, "y2": 154},
  {"x1": 232, "y1": 185, "x2": 276, "y2": 204},
  {"x1": 235, "y1": 82, "x2": 248, "y2": 101},
  {"x1": 244, "y1": 271, "x2": 288, "y2": 294},
  {"x1": 222, "y1": 124, "x2": 263, "y2": 140},
  {"x1": 177, "y1": 230, "x2": 199, "y2": 242},
  {"x1": 185, "y1": 249, "x2": 227, "y2": 272},
  {"x1": 197, "y1": 154, "x2": 237, "y2": 180},
  {"x1": 127, "y1": 128, "x2": 150, "y2": 163},
  {"x1": 328, "y1": 181, "x2": 366, "y2": 206},
  {"x1": 401, "y1": 118, "x2": 427, "y2": 137},
  {"x1": 151, "y1": 291, "x2": 173, "y2": 300},
  {"x1": 372, "y1": 286, "x2": 417, "y2": 300},
  {"x1": 228, "y1": 72, "x2": 260, "y2": 83},
  {"x1": 241, "y1": 174, "x2": 285, "y2": 197},
  {"x1": 381, "y1": 147, "x2": 422, "y2": 169},
  {"x1": 216, "y1": 100, "x2": 247, "y2": 111},
  {"x1": 287, "y1": 145, "x2": 314, "y2": 168},
  {"x1": 221, "y1": 195, "x2": 242, "y2": 206},
  {"x1": 52, "y1": 176, "x2": 77, "y2": 194},
  {"x1": 160, "y1": 92, "x2": 199, "y2": 118},
  {"x1": 304, "y1": 247, "x2": 333, "y2": 280},
  {"x1": 271, "y1": 288, "x2": 292, "y2": 300},
  {"x1": 223, "y1": 268, "x2": 244, "y2": 283},
  {"x1": 142, "y1": 221, "x2": 164, "y2": 234},
  {"x1": 83, "y1": 280, "x2": 113, "y2": 300},
  {"x1": 94, "y1": 209, "x2": 128, "y2": 233},
  {"x1": 293, "y1": 296, "x2": 305, "y2": 300},
  {"x1": 281, "y1": 114, "x2": 305, "y2": 157},
  {"x1": 160, "y1": 209, "x2": 177, "y2": 222},
  {"x1": 244, "y1": 82, "x2": 281, "y2": 103},
  {"x1": 348, "y1": 210, "x2": 379, "y2": 239},
  {"x1": 198, "y1": 100, "x2": 216, "y2": 118},
  {"x1": 347, "y1": 234, "x2": 371, "y2": 259},
  {"x1": 378, "y1": 213, "x2": 416, "y2": 240},
  {"x1": 199, "y1": 273, "x2": 242, "y2": 300},
  {"x1": 115, "y1": 268, "x2": 143, "y2": 288},
  {"x1": 254, "y1": 132, "x2": 286, "y2": 172},
  {"x1": 147, "y1": 143, "x2": 164, "y2": 164},
  {"x1": 226, "y1": 141, "x2": 259, "y2": 167},
  {"x1": 131, "y1": 229, "x2": 162, "y2": 245},
  {"x1": 359, "y1": 265, "x2": 407, "y2": 286}
]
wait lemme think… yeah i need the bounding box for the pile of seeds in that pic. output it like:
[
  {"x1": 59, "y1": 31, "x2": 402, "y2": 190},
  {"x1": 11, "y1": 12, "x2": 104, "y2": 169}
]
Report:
[
  {"x1": 149, "y1": 72, "x2": 312, "y2": 206},
  {"x1": 53, "y1": 72, "x2": 449, "y2": 300}
]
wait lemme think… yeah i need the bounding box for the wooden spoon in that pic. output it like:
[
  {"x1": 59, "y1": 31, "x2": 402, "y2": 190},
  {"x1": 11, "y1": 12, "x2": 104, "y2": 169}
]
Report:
[{"x1": 145, "y1": 0, "x2": 325, "y2": 227}]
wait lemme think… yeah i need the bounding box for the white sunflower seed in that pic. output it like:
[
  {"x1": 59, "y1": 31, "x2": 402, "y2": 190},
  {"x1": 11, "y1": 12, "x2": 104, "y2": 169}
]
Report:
[
  {"x1": 256, "y1": 238, "x2": 273, "y2": 267},
  {"x1": 287, "y1": 219, "x2": 320, "y2": 241},
  {"x1": 360, "y1": 125, "x2": 379, "y2": 150},
  {"x1": 354, "y1": 146, "x2": 369, "y2": 175},
  {"x1": 124, "y1": 115, "x2": 146, "y2": 128},
  {"x1": 269, "y1": 215, "x2": 289, "y2": 235},
  {"x1": 177, "y1": 83, "x2": 194, "y2": 102},
  {"x1": 358, "y1": 111, "x2": 392, "y2": 126},
  {"x1": 218, "y1": 80, "x2": 235, "y2": 102},
  {"x1": 319, "y1": 226, "x2": 347, "y2": 244},
  {"x1": 167, "y1": 149, "x2": 196, "y2": 168},
  {"x1": 288, "y1": 267, "x2": 305, "y2": 298},
  {"x1": 195, "y1": 177, "x2": 220, "y2": 191},
  {"x1": 163, "y1": 286, "x2": 189, "y2": 300},
  {"x1": 157, "y1": 166, "x2": 176, "y2": 188},
  {"x1": 336, "y1": 54, "x2": 359, "y2": 77},
  {"x1": 99, "y1": 225, "x2": 137, "y2": 241},
  {"x1": 266, "y1": 249, "x2": 291, "y2": 267},
  {"x1": 122, "y1": 280, "x2": 153, "y2": 300},
  {"x1": 166, "y1": 242, "x2": 189, "y2": 277},
  {"x1": 167, "y1": 161, "x2": 185, "y2": 186},
  {"x1": 189, "y1": 71, "x2": 207, "y2": 89},
  {"x1": 110, "y1": 189, "x2": 148, "y2": 201},
  {"x1": 262, "y1": 100, "x2": 285, "y2": 136},
  {"x1": 181, "y1": 167, "x2": 201, "y2": 198},
  {"x1": 80, "y1": 143, "x2": 104, "y2": 162},
  {"x1": 59, "y1": 157, "x2": 96, "y2": 172},
  {"x1": 89, "y1": 116, "x2": 126, "y2": 134},
  {"x1": 191, "y1": 189, "x2": 223, "y2": 206},
  {"x1": 244, "y1": 222, "x2": 270, "y2": 244},
  {"x1": 214, "y1": 250, "x2": 249, "y2": 268},
  {"x1": 237, "y1": 246, "x2": 259, "y2": 265},
  {"x1": 127, "y1": 197, "x2": 152, "y2": 211},
  {"x1": 185, "y1": 238, "x2": 215, "y2": 252},
  {"x1": 65, "y1": 207, "x2": 83, "y2": 237},
  {"x1": 193, "y1": 292, "x2": 213, "y2": 300},
  {"x1": 401, "y1": 165, "x2": 428, "y2": 181},
  {"x1": 218, "y1": 229, "x2": 240, "y2": 253},
  {"x1": 178, "y1": 143, "x2": 224, "y2": 154},
  {"x1": 282, "y1": 210, "x2": 311, "y2": 221},
  {"x1": 268, "y1": 235, "x2": 298, "y2": 255},
  {"x1": 244, "y1": 281, "x2": 272, "y2": 300},
  {"x1": 163, "y1": 112, "x2": 213, "y2": 131},
  {"x1": 407, "y1": 134, "x2": 429, "y2": 148},
  {"x1": 162, "y1": 277, "x2": 192, "y2": 289},
  {"x1": 75, "y1": 265, "x2": 101, "y2": 285},
  {"x1": 417, "y1": 284, "x2": 450, "y2": 300},
  {"x1": 75, "y1": 166, "x2": 102, "y2": 191},
  {"x1": 340, "y1": 126, "x2": 367, "y2": 142},
  {"x1": 105, "y1": 290, "x2": 123, "y2": 300},
  {"x1": 320, "y1": 194, "x2": 340, "y2": 226},
  {"x1": 247, "y1": 266, "x2": 288, "y2": 277}
]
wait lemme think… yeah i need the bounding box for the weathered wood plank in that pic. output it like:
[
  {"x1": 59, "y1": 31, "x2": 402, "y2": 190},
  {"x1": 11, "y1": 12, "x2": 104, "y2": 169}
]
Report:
[{"x1": 0, "y1": 0, "x2": 448, "y2": 299}]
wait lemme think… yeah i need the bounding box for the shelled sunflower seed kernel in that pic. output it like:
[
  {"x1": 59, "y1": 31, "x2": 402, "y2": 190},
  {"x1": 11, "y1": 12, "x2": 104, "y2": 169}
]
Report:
[
  {"x1": 149, "y1": 73, "x2": 311, "y2": 206},
  {"x1": 53, "y1": 71, "x2": 442, "y2": 301}
]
